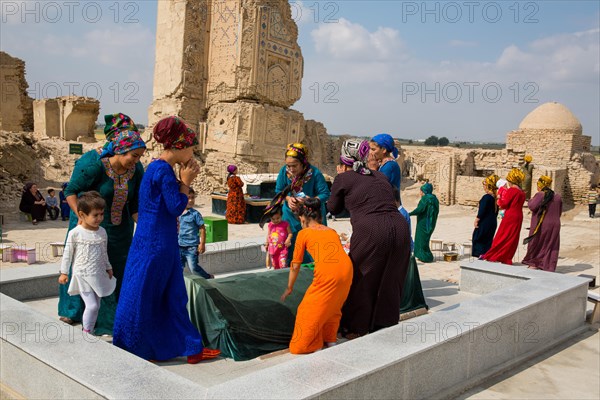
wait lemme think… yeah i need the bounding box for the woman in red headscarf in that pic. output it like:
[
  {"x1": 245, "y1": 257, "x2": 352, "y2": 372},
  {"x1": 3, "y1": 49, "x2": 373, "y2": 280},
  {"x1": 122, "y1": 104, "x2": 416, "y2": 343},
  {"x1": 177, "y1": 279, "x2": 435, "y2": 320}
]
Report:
[
  {"x1": 114, "y1": 116, "x2": 220, "y2": 364},
  {"x1": 226, "y1": 164, "x2": 246, "y2": 224}
]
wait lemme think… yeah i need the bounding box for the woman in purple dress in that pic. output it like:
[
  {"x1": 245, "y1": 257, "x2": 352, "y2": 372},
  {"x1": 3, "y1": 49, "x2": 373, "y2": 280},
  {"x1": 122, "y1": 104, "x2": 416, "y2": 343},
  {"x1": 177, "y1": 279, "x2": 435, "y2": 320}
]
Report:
[
  {"x1": 522, "y1": 176, "x2": 562, "y2": 272},
  {"x1": 327, "y1": 139, "x2": 411, "y2": 338}
]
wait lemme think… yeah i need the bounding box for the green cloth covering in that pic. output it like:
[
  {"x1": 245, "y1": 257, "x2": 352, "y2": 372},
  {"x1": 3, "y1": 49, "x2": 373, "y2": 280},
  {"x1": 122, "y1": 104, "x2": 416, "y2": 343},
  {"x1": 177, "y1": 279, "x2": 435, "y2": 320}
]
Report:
[
  {"x1": 185, "y1": 261, "x2": 427, "y2": 361},
  {"x1": 185, "y1": 269, "x2": 314, "y2": 361},
  {"x1": 400, "y1": 255, "x2": 428, "y2": 313}
]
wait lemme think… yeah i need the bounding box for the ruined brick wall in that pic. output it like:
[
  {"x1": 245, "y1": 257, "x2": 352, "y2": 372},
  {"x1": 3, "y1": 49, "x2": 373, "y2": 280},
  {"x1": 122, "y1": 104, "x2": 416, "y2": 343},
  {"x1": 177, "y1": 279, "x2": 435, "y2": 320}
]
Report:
[
  {"x1": 33, "y1": 99, "x2": 60, "y2": 137},
  {"x1": 0, "y1": 52, "x2": 33, "y2": 132},
  {"x1": 565, "y1": 153, "x2": 600, "y2": 204},
  {"x1": 506, "y1": 130, "x2": 582, "y2": 168},
  {"x1": 455, "y1": 175, "x2": 486, "y2": 207}
]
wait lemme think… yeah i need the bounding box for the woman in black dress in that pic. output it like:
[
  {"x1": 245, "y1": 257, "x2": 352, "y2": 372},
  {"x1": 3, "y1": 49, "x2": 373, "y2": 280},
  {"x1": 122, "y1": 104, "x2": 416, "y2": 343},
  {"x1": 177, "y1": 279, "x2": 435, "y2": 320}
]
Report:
[
  {"x1": 327, "y1": 139, "x2": 411, "y2": 338},
  {"x1": 472, "y1": 174, "x2": 499, "y2": 258},
  {"x1": 19, "y1": 182, "x2": 47, "y2": 224}
]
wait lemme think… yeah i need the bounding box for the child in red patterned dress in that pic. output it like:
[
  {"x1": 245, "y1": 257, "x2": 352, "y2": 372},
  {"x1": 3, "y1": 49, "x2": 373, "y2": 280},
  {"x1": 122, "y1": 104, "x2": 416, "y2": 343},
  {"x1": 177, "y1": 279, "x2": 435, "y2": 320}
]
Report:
[{"x1": 265, "y1": 208, "x2": 292, "y2": 269}]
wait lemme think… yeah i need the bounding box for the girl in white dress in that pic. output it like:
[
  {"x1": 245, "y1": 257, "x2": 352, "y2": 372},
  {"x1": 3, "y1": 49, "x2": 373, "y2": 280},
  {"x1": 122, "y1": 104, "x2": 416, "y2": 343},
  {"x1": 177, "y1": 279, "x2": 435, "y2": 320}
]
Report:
[{"x1": 59, "y1": 191, "x2": 116, "y2": 334}]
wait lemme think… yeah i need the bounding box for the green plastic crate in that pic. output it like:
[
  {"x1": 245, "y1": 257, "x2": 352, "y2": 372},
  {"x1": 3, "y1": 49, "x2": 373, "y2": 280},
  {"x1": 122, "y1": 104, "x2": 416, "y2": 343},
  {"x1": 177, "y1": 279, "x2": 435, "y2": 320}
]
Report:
[{"x1": 204, "y1": 216, "x2": 228, "y2": 243}]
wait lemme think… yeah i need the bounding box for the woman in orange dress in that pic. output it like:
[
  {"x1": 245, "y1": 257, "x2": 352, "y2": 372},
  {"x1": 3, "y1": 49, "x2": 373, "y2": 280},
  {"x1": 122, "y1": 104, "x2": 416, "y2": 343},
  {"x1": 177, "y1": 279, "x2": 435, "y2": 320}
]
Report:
[
  {"x1": 280, "y1": 198, "x2": 353, "y2": 354},
  {"x1": 226, "y1": 164, "x2": 246, "y2": 224}
]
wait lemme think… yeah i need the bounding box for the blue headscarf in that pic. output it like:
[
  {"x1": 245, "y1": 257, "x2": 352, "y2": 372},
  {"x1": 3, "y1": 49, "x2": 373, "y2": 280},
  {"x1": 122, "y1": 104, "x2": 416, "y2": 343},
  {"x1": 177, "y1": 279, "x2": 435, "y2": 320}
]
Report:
[
  {"x1": 371, "y1": 133, "x2": 398, "y2": 159},
  {"x1": 99, "y1": 130, "x2": 146, "y2": 158}
]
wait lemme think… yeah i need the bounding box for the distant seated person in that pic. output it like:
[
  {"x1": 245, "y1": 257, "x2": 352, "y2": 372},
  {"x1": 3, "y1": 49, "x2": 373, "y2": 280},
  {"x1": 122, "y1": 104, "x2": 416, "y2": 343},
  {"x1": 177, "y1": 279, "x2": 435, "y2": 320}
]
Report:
[
  {"x1": 46, "y1": 188, "x2": 60, "y2": 220},
  {"x1": 19, "y1": 182, "x2": 47, "y2": 225}
]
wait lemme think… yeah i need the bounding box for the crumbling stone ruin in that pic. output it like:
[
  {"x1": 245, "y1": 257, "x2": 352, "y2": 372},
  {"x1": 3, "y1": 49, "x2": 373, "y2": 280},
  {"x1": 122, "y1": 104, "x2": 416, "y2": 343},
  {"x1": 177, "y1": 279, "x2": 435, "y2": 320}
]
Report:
[
  {"x1": 0, "y1": 51, "x2": 33, "y2": 132},
  {"x1": 34, "y1": 96, "x2": 100, "y2": 142},
  {"x1": 404, "y1": 102, "x2": 599, "y2": 206},
  {"x1": 148, "y1": 0, "x2": 336, "y2": 192}
]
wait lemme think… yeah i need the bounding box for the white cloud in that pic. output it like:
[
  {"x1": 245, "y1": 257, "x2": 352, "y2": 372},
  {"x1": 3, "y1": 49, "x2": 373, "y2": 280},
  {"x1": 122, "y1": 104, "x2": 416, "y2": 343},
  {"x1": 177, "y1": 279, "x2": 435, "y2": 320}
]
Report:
[
  {"x1": 300, "y1": 19, "x2": 599, "y2": 143},
  {"x1": 496, "y1": 28, "x2": 600, "y2": 87},
  {"x1": 311, "y1": 18, "x2": 405, "y2": 61}
]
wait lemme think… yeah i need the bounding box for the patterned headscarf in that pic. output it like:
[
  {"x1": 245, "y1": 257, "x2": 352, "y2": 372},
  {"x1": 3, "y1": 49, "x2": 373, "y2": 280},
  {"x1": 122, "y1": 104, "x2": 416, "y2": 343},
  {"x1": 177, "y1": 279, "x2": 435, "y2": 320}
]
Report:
[
  {"x1": 524, "y1": 154, "x2": 533, "y2": 163},
  {"x1": 153, "y1": 116, "x2": 198, "y2": 149},
  {"x1": 506, "y1": 168, "x2": 525, "y2": 186},
  {"x1": 371, "y1": 133, "x2": 399, "y2": 159},
  {"x1": 260, "y1": 143, "x2": 312, "y2": 228},
  {"x1": 100, "y1": 113, "x2": 145, "y2": 158},
  {"x1": 537, "y1": 175, "x2": 552, "y2": 190},
  {"x1": 286, "y1": 143, "x2": 309, "y2": 166},
  {"x1": 104, "y1": 113, "x2": 138, "y2": 140},
  {"x1": 100, "y1": 130, "x2": 146, "y2": 158},
  {"x1": 340, "y1": 139, "x2": 371, "y2": 175},
  {"x1": 421, "y1": 182, "x2": 433, "y2": 194},
  {"x1": 483, "y1": 174, "x2": 500, "y2": 193}
]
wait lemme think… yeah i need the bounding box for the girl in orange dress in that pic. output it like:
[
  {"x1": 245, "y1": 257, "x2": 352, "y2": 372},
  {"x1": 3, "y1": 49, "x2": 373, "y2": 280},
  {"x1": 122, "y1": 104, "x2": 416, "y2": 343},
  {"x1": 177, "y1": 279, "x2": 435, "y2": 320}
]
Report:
[
  {"x1": 280, "y1": 198, "x2": 353, "y2": 354},
  {"x1": 226, "y1": 164, "x2": 246, "y2": 224}
]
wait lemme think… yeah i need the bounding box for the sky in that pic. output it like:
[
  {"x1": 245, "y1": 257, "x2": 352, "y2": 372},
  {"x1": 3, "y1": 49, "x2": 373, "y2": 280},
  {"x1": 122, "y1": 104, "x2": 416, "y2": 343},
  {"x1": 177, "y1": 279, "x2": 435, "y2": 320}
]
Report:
[{"x1": 1, "y1": 1, "x2": 599, "y2": 144}]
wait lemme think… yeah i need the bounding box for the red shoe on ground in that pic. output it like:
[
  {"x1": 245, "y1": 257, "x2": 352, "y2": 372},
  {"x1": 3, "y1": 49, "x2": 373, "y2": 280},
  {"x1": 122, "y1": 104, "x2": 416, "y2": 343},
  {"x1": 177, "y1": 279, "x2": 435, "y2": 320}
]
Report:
[{"x1": 187, "y1": 348, "x2": 221, "y2": 364}]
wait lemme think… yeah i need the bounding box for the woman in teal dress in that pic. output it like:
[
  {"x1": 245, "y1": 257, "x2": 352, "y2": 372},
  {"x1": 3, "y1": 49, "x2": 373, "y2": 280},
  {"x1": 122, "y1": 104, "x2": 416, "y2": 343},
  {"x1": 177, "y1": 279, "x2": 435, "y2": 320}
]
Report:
[
  {"x1": 57, "y1": 113, "x2": 146, "y2": 335},
  {"x1": 261, "y1": 143, "x2": 330, "y2": 265},
  {"x1": 409, "y1": 183, "x2": 440, "y2": 263}
]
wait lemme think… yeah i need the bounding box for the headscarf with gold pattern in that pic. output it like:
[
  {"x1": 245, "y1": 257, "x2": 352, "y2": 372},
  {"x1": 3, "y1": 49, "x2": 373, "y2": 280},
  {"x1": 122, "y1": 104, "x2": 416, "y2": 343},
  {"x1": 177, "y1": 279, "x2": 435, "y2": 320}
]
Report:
[
  {"x1": 260, "y1": 143, "x2": 312, "y2": 228},
  {"x1": 506, "y1": 168, "x2": 525, "y2": 187},
  {"x1": 537, "y1": 175, "x2": 552, "y2": 190},
  {"x1": 483, "y1": 174, "x2": 499, "y2": 193}
]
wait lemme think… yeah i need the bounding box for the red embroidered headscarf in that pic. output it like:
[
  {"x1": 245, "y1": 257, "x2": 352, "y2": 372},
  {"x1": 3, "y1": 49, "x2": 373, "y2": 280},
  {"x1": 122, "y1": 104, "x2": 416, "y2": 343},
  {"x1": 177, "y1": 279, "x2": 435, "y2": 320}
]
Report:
[{"x1": 153, "y1": 116, "x2": 198, "y2": 149}]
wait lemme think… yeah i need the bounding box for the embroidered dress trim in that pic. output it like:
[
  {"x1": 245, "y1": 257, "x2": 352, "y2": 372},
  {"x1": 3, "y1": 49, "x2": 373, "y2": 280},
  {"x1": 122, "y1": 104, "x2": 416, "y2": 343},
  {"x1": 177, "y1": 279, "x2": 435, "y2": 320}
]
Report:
[{"x1": 100, "y1": 154, "x2": 134, "y2": 225}]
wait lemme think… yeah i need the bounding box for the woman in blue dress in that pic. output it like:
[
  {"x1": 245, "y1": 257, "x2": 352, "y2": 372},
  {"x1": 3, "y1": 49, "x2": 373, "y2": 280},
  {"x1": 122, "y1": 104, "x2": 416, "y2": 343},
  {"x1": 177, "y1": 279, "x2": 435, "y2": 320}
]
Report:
[
  {"x1": 369, "y1": 133, "x2": 401, "y2": 190},
  {"x1": 57, "y1": 113, "x2": 146, "y2": 334},
  {"x1": 113, "y1": 116, "x2": 220, "y2": 363},
  {"x1": 261, "y1": 143, "x2": 330, "y2": 265}
]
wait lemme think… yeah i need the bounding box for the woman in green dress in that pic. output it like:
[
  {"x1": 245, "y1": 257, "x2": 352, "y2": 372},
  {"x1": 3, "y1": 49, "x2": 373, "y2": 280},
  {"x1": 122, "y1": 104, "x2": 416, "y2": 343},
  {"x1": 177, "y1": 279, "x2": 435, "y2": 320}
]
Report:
[
  {"x1": 409, "y1": 183, "x2": 440, "y2": 263},
  {"x1": 57, "y1": 113, "x2": 146, "y2": 335}
]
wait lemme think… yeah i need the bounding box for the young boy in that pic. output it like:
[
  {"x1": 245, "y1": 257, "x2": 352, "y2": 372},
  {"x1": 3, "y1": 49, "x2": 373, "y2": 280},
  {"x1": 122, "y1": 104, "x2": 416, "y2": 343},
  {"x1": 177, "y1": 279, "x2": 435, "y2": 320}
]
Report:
[
  {"x1": 178, "y1": 188, "x2": 214, "y2": 279},
  {"x1": 46, "y1": 188, "x2": 60, "y2": 220}
]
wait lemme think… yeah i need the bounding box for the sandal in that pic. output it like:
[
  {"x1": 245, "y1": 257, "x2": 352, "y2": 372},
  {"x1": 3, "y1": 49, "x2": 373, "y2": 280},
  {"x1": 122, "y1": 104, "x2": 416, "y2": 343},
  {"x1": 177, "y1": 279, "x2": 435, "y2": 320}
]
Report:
[
  {"x1": 187, "y1": 348, "x2": 221, "y2": 364},
  {"x1": 343, "y1": 332, "x2": 362, "y2": 340},
  {"x1": 59, "y1": 317, "x2": 74, "y2": 325}
]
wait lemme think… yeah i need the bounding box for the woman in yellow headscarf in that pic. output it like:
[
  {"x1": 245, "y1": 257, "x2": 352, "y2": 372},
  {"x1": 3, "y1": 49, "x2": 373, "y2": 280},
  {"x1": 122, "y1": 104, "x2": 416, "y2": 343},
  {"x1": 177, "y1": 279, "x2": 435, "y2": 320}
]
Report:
[
  {"x1": 265, "y1": 143, "x2": 330, "y2": 265},
  {"x1": 472, "y1": 174, "x2": 500, "y2": 257},
  {"x1": 522, "y1": 176, "x2": 562, "y2": 271},
  {"x1": 481, "y1": 168, "x2": 526, "y2": 265}
]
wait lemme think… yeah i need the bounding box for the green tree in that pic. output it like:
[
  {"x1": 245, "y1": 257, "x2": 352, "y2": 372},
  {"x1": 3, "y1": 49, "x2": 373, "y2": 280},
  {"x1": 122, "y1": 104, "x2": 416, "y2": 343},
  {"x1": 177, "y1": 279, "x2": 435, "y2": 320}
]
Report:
[
  {"x1": 438, "y1": 137, "x2": 450, "y2": 146},
  {"x1": 424, "y1": 135, "x2": 439, "y2": 146}
]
